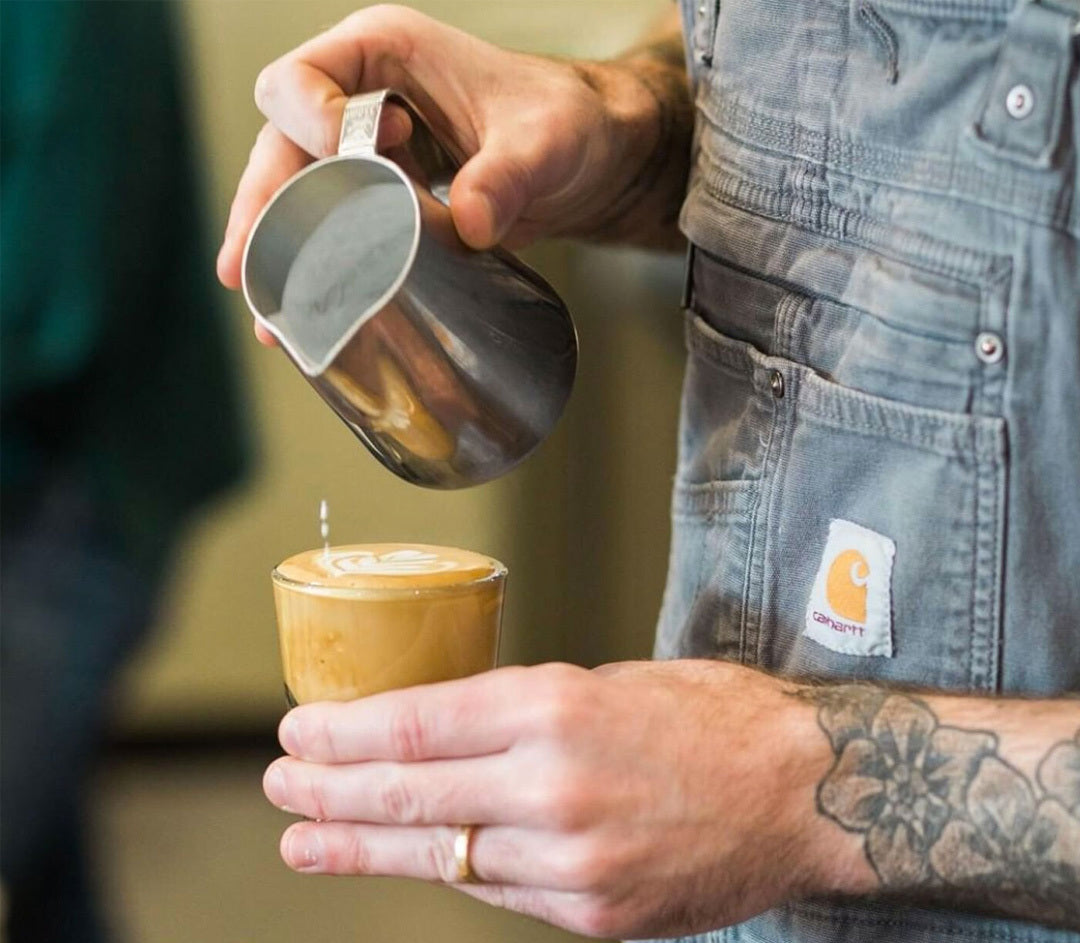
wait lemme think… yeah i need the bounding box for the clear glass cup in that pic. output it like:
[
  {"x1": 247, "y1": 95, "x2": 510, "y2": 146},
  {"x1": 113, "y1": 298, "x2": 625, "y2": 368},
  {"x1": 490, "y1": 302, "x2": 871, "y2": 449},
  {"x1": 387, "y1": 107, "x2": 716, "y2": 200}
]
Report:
[{"x1": 271, "y1": 543, "x2": 506, "y2": 705}]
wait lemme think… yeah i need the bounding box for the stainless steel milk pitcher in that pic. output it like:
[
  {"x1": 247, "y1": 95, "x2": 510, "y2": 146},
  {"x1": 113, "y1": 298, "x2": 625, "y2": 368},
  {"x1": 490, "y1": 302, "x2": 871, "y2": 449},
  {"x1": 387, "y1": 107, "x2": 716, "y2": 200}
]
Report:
[{"x1": 242, "y1": 89, "x2": 577, "y2": 489}]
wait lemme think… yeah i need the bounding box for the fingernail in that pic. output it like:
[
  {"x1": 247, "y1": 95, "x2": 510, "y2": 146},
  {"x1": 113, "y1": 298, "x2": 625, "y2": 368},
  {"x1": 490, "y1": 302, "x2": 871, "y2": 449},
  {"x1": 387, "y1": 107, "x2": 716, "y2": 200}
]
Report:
[
  {"x1": 481, "y1": 193, "x2": 508, "y2": 247},
  {"x1": 279, "y1": 713, "x2": 300, "y2": 754},
  {"x1": 264, "y1": 765, "x2": 290, "y2": 810},
  {"x1": 286, "y1": 828, "x2": 323, "y2": 872}
]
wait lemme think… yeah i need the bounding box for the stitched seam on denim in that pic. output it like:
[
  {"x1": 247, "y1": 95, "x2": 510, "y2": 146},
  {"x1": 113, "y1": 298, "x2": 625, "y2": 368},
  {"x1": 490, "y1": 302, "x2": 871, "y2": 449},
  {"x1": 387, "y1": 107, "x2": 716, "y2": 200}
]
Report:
[
  {"x1": 689, "y1": 307, "x2": 994, "y2": 457},
  {"x1": 873, "y1": 0, "x2": 1015, "y2": 22},
  {"x1": 857, "y1": 3, "x2": 900, "y2": 84},
  {"x1": 671, "y1": 509, "x2": 750, "y2": 521},
  {"x1": 661, "y1": 933, "x2": 729, "y2": 943},
  {"x1": 695, "y1": 92, "x2": 1071, "y2": 232},
  {"x1": 971, "y1": 420, "x2": 1005, "y2": 690},
  {"x1": 695, "y1": 148, "x2": 1007, "y2": 284},
  {"x1": 739, "y1": 372, "x2": 778, "y2": 667},
  {"x1": 697, "y1": 89, "x2": 950, "y2": 172},
  {"x1": 798, "y1": 381, "x2": 994, "y2": 455},
  {"x1": 799, "y1": 369, "x2": 989, "y2": 440},
  {"x1": 673, "y1": 480, "x2": 756, "y2": 518},
  {"x1": 968, "y1": 429, "x2": 983, "y2": 690},
  {"x1": 682, "y1": 311, "x2": 766, "y2": 663},
  {"x1": 773, "y1": 292, "x2": 802, "y2": 360},
  {"x1": 990, "y1": 421, "x2": 1007, "y2": 692},
  {"x1": 697, "y1": 89, "x2": 1051, "y2": 199},
  {"x1": 738, "y1": 435, "x2": 766, "y2": 666},
  {"x1": 686, "y1": 313, "x2": 762, "y2": 378},
  {"x1": 786, "y1": 900, "x2": 1073, "y2": 939},
  {"x1": 693, "y1": 157, "x2": 998, "y2": 287},
  {"x1": 783, "y1": 296, "x2": 800, "y2": 361},
  {"x1": 972, "y1": 260, "x2": 1012, "y2": 418},
  {"x1": 755, "y1": 365, "x2": 798, "y2": 667},
  {"x1": 697, "y1": 240, "x2": 987, "y2": 347},
  {"x1": 798, "y1": 406, "x2": 982, "y2": 459},
  {"x1": 785, "y1": 295, "x2": 800, "y2": 361},
  {"x1": 799, "y1": 374, "x2": 987, "y2": 447}
]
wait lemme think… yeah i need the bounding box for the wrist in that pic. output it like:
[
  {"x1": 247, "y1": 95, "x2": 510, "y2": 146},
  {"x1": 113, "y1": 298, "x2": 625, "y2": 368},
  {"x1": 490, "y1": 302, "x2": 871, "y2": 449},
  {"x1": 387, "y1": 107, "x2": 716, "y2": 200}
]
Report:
[
  {"x1": 568, "y1": 54, "x2": 691, "y2": 246},
  {"x1": 770, "y1": 680, "x2": 880, "y2": 902}
]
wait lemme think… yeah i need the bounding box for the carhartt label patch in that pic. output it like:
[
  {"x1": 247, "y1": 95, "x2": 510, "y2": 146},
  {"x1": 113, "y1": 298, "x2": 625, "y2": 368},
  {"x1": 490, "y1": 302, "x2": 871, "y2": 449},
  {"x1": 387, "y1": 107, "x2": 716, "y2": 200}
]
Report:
[{"x1": 804, "y1": 519, "x2": 895, "y2": 657}]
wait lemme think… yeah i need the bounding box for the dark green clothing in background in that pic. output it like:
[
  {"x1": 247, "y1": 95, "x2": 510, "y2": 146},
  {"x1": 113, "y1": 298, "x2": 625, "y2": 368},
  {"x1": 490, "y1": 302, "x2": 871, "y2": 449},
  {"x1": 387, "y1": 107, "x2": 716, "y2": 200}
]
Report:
[
  {"x1": 1, "y1": 0, "x2": 249, "y2": 568},
  {"x1": 1, "y1": 4, "x2": 250, "y2": 941}
]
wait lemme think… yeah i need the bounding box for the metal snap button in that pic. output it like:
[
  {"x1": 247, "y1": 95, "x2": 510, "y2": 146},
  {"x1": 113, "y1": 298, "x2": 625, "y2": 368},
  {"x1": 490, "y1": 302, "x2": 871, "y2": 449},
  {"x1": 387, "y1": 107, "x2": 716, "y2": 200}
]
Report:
[
  {"x1": 698, "y1": 1, "x2": 708, "y2": 14},
  {"x1": 769, "y1": 370, "x2": 785, "y2": 398},
  {"x1": 1005, "y1": 84, "x2": 1034, "y2": 120},
  {"x1": 975, "y1": 332, "x2": 1005, "y2": 365}
]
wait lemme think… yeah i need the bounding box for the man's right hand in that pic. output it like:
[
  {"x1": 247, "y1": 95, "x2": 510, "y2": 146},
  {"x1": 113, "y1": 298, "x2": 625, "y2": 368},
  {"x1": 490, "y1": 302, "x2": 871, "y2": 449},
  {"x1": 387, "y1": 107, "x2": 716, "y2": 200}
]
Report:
[{"x1": 216, "y1": 2, "x2": 687, "y2": 304}]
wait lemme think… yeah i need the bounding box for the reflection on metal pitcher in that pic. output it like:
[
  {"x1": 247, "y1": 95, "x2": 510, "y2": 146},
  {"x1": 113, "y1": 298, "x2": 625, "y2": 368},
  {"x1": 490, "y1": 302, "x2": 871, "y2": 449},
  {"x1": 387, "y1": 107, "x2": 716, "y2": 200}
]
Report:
[{"x1": 241, "y1": 89, "x2": 577, "y2": 488}]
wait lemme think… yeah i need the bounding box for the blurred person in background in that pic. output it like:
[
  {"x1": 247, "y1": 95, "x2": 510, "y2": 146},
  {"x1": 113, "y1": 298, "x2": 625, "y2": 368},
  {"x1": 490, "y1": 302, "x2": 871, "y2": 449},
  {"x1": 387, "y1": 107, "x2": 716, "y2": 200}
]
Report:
[
  {"x1": 1, "y1": 3, "x2": 249, "y2": 941},
  {"x1": 218, "y1": 3, "x2": 1080, "y2": 942}
]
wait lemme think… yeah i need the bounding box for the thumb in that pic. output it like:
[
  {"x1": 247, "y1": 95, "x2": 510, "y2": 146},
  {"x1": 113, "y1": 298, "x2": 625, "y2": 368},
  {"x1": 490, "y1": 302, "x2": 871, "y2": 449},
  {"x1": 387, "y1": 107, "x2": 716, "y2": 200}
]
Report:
[{"x1": 448, "y1": 142, "x2": 532, "y2": 250}]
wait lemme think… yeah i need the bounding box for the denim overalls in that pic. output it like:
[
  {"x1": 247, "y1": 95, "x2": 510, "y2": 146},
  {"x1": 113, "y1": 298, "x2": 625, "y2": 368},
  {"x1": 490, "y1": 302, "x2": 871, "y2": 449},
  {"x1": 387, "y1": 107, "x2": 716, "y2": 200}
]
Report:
[{"x1": 660, "y1": 0, "x2": 1080, "y2": 939}]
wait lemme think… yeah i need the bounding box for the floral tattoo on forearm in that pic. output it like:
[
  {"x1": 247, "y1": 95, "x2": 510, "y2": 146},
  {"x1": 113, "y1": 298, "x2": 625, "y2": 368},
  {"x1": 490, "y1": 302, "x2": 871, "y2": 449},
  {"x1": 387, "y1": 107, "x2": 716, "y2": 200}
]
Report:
[{"x1": 797, "y1": 685, "x2": 1080, "y2": 926}]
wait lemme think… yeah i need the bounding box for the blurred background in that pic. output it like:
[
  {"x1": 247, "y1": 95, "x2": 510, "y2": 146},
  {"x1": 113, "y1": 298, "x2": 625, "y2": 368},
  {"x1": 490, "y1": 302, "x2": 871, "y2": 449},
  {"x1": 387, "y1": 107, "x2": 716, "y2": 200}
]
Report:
[{"x1": 1, "y1": 1, "x2": 683, "y2": 941}]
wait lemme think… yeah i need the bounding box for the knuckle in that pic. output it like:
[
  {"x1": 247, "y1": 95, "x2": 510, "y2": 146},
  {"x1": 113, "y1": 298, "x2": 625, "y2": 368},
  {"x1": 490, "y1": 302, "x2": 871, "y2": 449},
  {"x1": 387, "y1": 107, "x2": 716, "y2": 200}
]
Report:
[
  {"x1": 304, "y1": 776, "x2": 331, "y2": 821},
  {"x1": 533, "y1": 766, "x2": 590, "y2": 831},
  {"x1": 343, "y1": 3, "x2": 387, "y2": 29},
  {"x1": 531, "y1": 670, "x2": 586, "y2": 740},
  {"x1": 539, "y1": 660, "x2": 588, "y2": 690},
  {"x1": 378, "y1": 773, "x2": 422, "y2": 824},
  {"x1": 557, "y1": 838, "x2": 610, "y2": 892},
  {"x1": 346, "y1": 830, "x2": 374, "y2": 874},
  {"x1": 425, "y1": 830, "x2": 459, "y2": 883},
  {"x1": 339, "y1": 4, "x2": 419, "y2": 73},
  {"x1": 389, "y1": 704, "x2": 429, "y2": 761},
  {"x1": 570, "y1": 900, "x2": 622, "y2": 940},
  {"x1": 299, "y1": 709, "x2": 339, "y2": 762},
  {"x1": 341, "y1": 5, "x2": 417, "y2": 63},
  {"x1": 496, "y1": 150, "x2": 534, "y2": 196},
  {"x1": 317, "y1": 119, "x2": 341, "y2": 161},
  {"x1": 347, "y1": 4, "x2": 412, "y2": 31}
]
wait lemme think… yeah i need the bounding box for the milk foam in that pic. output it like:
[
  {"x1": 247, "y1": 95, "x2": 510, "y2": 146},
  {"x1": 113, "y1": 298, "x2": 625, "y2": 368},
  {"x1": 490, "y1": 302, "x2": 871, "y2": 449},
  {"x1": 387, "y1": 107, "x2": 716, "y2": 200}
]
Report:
[
  {"x1": 275, "y1": 543, "x2": 502, "y2": 591},
  {"x1": 321, "y1": 548, "x2": 458, "y2": 577}
]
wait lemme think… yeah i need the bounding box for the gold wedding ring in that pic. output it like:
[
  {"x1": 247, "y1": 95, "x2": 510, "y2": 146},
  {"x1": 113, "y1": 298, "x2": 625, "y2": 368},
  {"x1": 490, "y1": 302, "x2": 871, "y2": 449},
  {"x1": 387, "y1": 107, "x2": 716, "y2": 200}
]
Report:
[{"x1": 453, "y1": 825, "x2": 479, "y2": 883}]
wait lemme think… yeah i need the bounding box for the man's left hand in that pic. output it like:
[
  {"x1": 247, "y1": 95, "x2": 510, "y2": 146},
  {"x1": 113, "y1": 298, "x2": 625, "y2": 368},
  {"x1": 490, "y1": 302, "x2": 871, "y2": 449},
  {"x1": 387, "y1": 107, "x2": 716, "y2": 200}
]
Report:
[{"x1": 262, "y1": 660, "x2": 870, "y2": 938}]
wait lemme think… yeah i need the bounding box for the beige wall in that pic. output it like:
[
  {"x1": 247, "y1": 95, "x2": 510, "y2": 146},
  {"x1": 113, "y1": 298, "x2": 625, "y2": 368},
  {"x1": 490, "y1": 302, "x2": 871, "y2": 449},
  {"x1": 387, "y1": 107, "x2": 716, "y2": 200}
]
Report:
[{"x1": 114, "y1": 0, "x2": 683, "y2": 735}]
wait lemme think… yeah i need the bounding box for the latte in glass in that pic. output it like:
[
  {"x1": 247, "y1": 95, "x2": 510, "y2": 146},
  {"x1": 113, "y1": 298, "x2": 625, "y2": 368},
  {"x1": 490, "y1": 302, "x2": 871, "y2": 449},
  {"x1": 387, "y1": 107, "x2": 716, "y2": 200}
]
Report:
[{"x1": 272, "y1": 543, "x2": 505, "y2": 704}]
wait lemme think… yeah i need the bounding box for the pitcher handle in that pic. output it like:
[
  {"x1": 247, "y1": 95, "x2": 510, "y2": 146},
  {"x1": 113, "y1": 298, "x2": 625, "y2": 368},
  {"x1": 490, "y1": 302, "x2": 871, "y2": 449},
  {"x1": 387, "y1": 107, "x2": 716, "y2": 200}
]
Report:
[{"x1": 338, "y1": 89, "x2": 461, "y2": 199}]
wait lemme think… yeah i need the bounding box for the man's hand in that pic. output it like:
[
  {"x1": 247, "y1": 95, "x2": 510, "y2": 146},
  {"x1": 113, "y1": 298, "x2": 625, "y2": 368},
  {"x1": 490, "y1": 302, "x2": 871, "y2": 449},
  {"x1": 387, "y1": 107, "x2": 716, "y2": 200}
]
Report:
[
  {"x1": 217, "y1": 2, "x2": 691, "y2": 316},
  {"x1": 263, "y1": 659, "x2": 1080, "y2": 936},
  {"x1": 261, "y1": 660, "x2": 869, "y2": 938}
]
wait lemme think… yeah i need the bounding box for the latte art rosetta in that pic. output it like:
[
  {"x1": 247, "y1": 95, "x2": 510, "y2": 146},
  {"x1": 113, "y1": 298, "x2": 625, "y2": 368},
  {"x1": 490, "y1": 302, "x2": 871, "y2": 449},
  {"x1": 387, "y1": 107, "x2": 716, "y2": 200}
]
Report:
[
  {"x1": 275, "y1": 543, "x2": 503, "y2": 592},
  {"x1": 320, "y1": 548, "x2": 458, "y2": 577}
]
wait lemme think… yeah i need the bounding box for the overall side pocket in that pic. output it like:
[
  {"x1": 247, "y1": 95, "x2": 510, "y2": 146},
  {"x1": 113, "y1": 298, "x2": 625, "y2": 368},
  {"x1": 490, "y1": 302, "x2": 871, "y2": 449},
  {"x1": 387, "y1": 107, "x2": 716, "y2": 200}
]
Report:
[
  {"x1": 751, "y1": 335, "x2": 1007, "y2": 692},
  {"x1": 656, "y1": 312, "x2": 769, "y2": 662}
]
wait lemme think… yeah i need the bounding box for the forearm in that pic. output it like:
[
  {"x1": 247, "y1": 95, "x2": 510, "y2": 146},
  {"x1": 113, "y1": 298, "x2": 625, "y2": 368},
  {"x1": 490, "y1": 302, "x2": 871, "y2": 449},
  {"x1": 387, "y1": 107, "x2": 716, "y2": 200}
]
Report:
[
  {"x1": 786, "y1": 681, "x2": 1080, "y2": 927},
  {"x1": 569, "y1": 11, "x2": 692, "y2": 248}
]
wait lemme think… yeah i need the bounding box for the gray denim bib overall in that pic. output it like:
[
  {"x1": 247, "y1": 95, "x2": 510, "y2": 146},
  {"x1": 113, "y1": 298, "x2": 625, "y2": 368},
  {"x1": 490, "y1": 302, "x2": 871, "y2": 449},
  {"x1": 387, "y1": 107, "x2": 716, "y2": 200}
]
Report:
[{"x1": 659, "y1": 0, "x2": 1080, "y2": 938}]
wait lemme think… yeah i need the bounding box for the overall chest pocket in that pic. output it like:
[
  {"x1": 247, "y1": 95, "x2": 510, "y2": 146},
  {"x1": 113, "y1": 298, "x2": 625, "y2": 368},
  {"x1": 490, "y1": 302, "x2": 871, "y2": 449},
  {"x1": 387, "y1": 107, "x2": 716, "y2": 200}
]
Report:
[{"x1": 658, "y1": 252, "x2": 1007, "y2": 694}]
